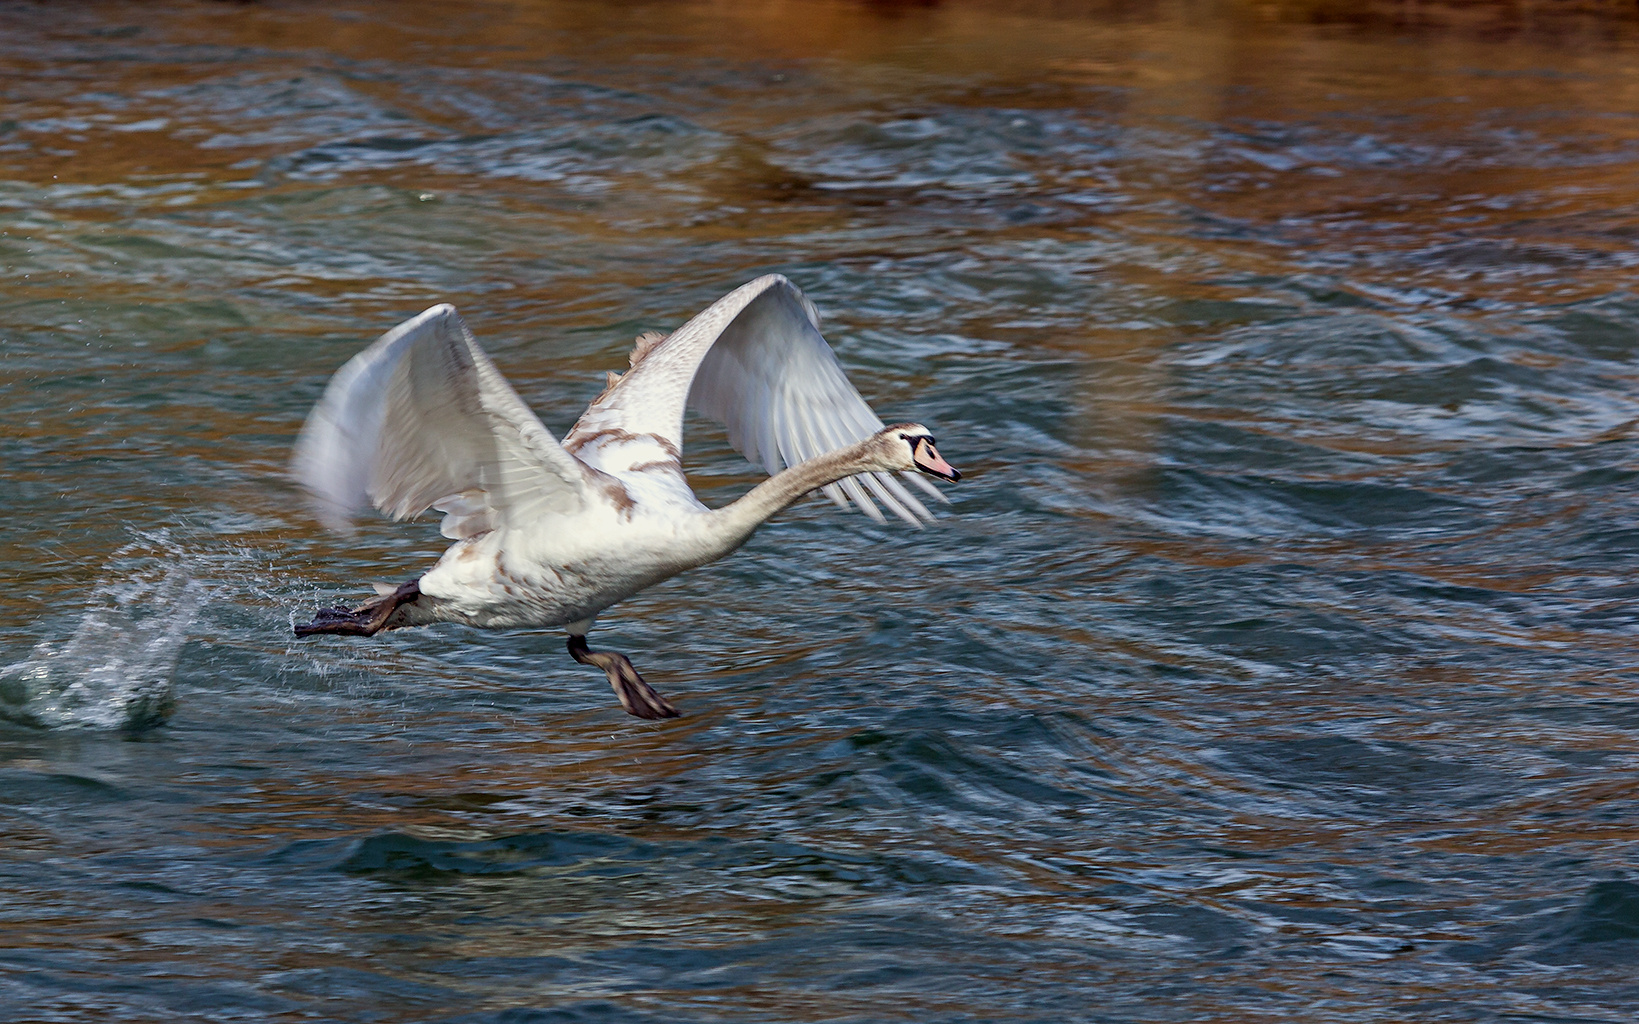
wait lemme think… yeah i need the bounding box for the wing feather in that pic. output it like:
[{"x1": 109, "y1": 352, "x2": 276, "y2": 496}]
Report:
[
  {"x1": 567, "y1": 275, "x2": 936, "y2": 524},
  {"x1": 291, "y1": 304, "x2": 593, "y2": 536}
]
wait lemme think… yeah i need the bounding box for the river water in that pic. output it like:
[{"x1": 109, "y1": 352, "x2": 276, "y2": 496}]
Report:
[{"x1": 5, "y1": 0, "x2": 1639, "y2": 1020}]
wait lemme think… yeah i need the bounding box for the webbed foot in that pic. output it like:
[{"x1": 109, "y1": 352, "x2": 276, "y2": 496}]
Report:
[
  {"x1": 567, "y1": 634, "x2": 680, "y2": 720},
  {"x1": 295, "y1": 580, "x2": 420, "y2": 637}
]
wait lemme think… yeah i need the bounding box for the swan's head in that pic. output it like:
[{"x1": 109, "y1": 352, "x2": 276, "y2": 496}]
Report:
[{"x1": 880, "y1": 423, "x2": 961, "y2": 482}]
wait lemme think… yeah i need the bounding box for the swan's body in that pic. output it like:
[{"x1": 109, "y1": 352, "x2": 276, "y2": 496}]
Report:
[{"x1": 291, "y1": 274, "x2": 959, "y2": 718}]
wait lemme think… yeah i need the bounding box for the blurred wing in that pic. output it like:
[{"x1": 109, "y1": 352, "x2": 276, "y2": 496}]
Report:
[
  {"x1": 567, "y1": 274, "x2": 943, "y2": 526},
  {"x1": 291, "y1": 304, "x2": 594, "y2": 537}
]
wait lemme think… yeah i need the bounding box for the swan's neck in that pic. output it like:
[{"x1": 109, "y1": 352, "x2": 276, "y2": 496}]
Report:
[{"x1": 703, "y1": 439, "x2": 883, "y2": 554}]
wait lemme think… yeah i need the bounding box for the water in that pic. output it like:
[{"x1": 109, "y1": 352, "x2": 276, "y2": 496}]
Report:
[
  {"x1": 5, "y1": 0, "x2": 1639, "y2": 1019},
  {"x1": 1, "y1": 534, "x2": 202, "y2": 730}
]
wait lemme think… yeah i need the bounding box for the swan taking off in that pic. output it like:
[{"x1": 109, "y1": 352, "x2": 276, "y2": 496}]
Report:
[{"x1": 291, "y1": 274, "x2": 960, "y2": 719}]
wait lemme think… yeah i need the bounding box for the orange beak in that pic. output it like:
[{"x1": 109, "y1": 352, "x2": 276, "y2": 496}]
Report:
[{"x1": 912, "y1": 438, "x2": 961, "y2": 482}]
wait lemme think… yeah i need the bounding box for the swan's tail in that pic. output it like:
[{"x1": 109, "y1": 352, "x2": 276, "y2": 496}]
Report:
[{"x1": 295, "y1": 580, "x2": 421, "y2": 637}]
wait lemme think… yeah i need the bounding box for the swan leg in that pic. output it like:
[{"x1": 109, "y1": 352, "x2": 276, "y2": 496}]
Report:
[
  {"x1": 295, "y1": 580, "x2": 421, "y2": 637},
  {"x1": 566, "y1": 635, "x2": 680, "y2": 720}
]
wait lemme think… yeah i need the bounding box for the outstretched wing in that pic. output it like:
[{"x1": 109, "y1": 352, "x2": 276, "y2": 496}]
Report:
[
  {"x1": 291, "y1": 304, "x2": 596, "y2": 538},
  {"x1": 566, "y1": 274, "x2": 943, "y2": 525}
]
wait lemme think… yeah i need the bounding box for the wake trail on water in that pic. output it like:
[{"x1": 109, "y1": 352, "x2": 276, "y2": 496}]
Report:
[{"x1": 1, "y1": 535, "x2": 206, "y2": 730}]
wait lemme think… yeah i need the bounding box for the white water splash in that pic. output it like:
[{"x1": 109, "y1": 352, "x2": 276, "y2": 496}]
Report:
[{"x1": 0, "y1": 540, "x2": 205, "y2": 730}]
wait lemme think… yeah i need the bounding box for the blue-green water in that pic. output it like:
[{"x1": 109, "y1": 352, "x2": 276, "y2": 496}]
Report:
[{"x1": 5, "y1": 1, "x2": 1639, "y2": 1020}]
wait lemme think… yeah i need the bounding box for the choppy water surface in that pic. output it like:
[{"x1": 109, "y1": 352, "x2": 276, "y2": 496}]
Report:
[{"x1": 6, "y1": 0, "x2": 1639, "y2": 1019}]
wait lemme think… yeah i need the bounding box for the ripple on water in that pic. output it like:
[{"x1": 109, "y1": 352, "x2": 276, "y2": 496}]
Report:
[{"x1": 5, "y1": 1, "x2": 1639, "y2": 1022}]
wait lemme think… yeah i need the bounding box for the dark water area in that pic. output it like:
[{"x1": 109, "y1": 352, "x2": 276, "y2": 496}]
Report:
[{"x1": 6, "y1": 0, "x2": 1639, "y2": 1019}]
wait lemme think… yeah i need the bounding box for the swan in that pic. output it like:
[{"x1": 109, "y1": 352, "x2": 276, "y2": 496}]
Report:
[{"x1": 290, "y1": 274, "x2": 960, "y2": 719}]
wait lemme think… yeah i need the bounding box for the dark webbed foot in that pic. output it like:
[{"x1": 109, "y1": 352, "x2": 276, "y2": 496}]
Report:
[
  {"x1": 295, "y1": 580, "x2": 420, "y2": 637},
  {"x1": 567, "y1": 635, "x2": 680, "y2": 720}
]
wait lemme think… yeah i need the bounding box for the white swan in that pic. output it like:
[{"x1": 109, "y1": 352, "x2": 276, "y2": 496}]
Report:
[{"x1": 291, "y1": 274, "x2": 960, "y2": 719}]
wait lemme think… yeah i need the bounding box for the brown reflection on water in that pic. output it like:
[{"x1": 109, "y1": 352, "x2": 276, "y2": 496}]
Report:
[
  {"x1": 9, "y1": 2, "x2": 1639, "y2": 247},
  {"x1": 7, "y1": 6, "x2": 1639, "y2": 1008},
  {"x1": 8, "y1": 0, "x2": 1639, "y2": 443}
]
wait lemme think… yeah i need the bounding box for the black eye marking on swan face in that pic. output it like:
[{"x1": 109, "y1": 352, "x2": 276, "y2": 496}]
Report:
[{"x1": 903, "y1": 433, "x2": 961, "y2": 482}]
